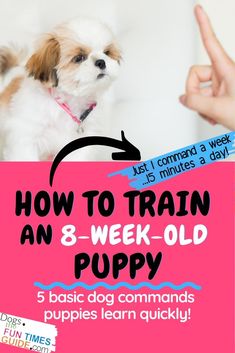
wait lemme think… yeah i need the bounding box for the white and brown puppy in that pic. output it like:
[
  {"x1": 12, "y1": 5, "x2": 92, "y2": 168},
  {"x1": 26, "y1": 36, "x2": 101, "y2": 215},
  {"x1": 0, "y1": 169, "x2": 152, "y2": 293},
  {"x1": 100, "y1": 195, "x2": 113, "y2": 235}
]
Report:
[{"x1": 0, "y1": 17, "x2": 121, "y2": 161}]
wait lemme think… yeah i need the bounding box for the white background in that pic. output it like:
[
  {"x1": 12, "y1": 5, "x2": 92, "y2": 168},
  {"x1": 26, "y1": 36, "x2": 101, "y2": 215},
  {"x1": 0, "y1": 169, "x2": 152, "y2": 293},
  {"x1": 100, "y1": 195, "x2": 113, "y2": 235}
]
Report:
[{"x1": 0, "y1": 0, "x2": 232, "y2": 159}]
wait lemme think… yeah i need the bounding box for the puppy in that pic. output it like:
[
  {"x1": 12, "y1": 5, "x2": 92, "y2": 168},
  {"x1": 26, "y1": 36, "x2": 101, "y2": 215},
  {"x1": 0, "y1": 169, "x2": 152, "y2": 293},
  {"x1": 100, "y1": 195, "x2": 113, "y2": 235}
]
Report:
[{"x1": 0, "y1": 17, "x2": 121, "y2": 161}]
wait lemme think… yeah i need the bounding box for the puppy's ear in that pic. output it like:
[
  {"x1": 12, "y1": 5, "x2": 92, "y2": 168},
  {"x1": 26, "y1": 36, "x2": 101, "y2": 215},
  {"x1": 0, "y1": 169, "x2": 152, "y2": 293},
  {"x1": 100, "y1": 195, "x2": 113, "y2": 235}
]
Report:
[{"x1": 26, "y1": 35, "x2": 60, "y2": 86}]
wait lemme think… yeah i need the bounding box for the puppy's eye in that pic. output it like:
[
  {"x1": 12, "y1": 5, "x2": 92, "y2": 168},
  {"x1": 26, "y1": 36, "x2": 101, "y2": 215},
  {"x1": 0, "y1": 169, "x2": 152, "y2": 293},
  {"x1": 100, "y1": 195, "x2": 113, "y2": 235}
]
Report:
[
  {"x1": 104, "y1": 46, "x2": 122, "y2": 63},
  {"x1": 72, "y1": 55, "x2": 86, "y2": 63}
]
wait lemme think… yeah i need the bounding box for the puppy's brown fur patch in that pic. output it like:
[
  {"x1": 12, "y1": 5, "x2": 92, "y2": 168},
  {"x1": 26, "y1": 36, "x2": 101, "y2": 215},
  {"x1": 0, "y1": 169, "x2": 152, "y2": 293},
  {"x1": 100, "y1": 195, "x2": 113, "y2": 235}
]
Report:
[
  {"x1": 68, "y1": 45, "x2": 91, "y2": 60},
  {"x1": 26, "y1": 35, "x2": 60, "y2": 86},
  {"x1": 104, "y1": 43, "x2": 122, "y2": 62},
  {"x1": 0, "y1": 76, "x2": 23, "y2": 106},
  {"x1": 0, "y1": 47, "x2": 18, "y2": 75}
]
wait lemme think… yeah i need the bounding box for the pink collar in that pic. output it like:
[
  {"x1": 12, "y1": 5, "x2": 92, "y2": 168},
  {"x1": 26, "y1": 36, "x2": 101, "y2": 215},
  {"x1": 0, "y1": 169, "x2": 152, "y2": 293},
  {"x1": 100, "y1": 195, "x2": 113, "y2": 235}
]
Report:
[{"x1": 48, "y1": 88, "x2": 97, "y2": 124}]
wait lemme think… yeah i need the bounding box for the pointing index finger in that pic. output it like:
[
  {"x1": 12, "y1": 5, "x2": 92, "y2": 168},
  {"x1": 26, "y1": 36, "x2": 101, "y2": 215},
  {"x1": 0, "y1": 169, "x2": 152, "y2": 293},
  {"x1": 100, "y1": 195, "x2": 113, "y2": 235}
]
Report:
[{"x1": 195, "y1": 5, "x2": 232, "y2": 67}]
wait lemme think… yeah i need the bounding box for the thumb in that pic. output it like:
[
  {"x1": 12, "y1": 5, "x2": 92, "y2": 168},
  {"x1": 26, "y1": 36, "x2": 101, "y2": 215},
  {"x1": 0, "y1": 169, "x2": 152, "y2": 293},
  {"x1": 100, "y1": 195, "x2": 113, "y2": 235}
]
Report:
[
  {"x1": 179, "y1": 94, "x2": 235, "y2": 130},
  {"x1": 180, "y1": 93, "x2": 218, "y2": 118}
]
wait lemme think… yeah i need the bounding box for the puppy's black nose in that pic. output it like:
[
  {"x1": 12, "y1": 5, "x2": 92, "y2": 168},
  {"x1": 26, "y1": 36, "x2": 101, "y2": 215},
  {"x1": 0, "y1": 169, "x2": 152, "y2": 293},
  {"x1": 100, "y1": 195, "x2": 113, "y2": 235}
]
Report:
[{"x1": 95, "y1": 59, "x2": 106, "y2": 70}]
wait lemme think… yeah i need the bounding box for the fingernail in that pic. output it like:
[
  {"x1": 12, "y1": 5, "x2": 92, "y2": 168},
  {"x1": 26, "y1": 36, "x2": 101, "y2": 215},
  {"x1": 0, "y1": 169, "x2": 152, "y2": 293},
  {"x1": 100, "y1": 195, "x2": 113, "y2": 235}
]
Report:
[
  {"x1": 196, "y1": 4, "x2": 204, "y2": 14},
  {"x1": 179, "y1": 95, "x2": 186, "y2": 105}
]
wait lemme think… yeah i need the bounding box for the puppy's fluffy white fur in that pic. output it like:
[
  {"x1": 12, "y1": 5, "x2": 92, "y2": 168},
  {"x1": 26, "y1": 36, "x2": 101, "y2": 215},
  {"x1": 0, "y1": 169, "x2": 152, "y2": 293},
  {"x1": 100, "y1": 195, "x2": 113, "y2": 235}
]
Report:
[{"x1": 0, "y1": 17, "x2": 121, "y2": 161}]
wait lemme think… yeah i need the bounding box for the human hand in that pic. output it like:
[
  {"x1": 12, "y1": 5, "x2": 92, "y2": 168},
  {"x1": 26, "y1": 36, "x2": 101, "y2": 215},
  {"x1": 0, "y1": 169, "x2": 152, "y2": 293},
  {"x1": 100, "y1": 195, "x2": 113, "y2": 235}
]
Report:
[{"x1": 180, "y1": 5, "x2": 235, "y2": 130}]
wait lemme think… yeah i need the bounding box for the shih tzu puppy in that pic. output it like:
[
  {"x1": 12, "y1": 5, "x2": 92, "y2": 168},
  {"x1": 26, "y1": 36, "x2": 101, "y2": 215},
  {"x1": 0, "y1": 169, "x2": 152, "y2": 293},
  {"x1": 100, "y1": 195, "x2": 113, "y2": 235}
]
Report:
[{"x1": 0, "y1": 17, "x2": 121, "y2": 160}]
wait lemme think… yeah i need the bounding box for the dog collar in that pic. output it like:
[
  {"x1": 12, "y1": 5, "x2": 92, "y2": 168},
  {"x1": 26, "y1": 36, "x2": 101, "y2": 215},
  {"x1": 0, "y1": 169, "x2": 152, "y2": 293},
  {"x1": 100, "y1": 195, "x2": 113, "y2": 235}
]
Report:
[{"x1": 48, "y1": 88, "x2": 97, "y2": 124}]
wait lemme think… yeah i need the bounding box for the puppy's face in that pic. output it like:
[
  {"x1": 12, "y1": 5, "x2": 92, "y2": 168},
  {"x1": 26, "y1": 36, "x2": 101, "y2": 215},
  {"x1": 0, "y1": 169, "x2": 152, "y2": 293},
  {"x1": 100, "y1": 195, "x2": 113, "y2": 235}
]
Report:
[{"x1": 26, "y1": 18, "x2": 121, "y2": 97}]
